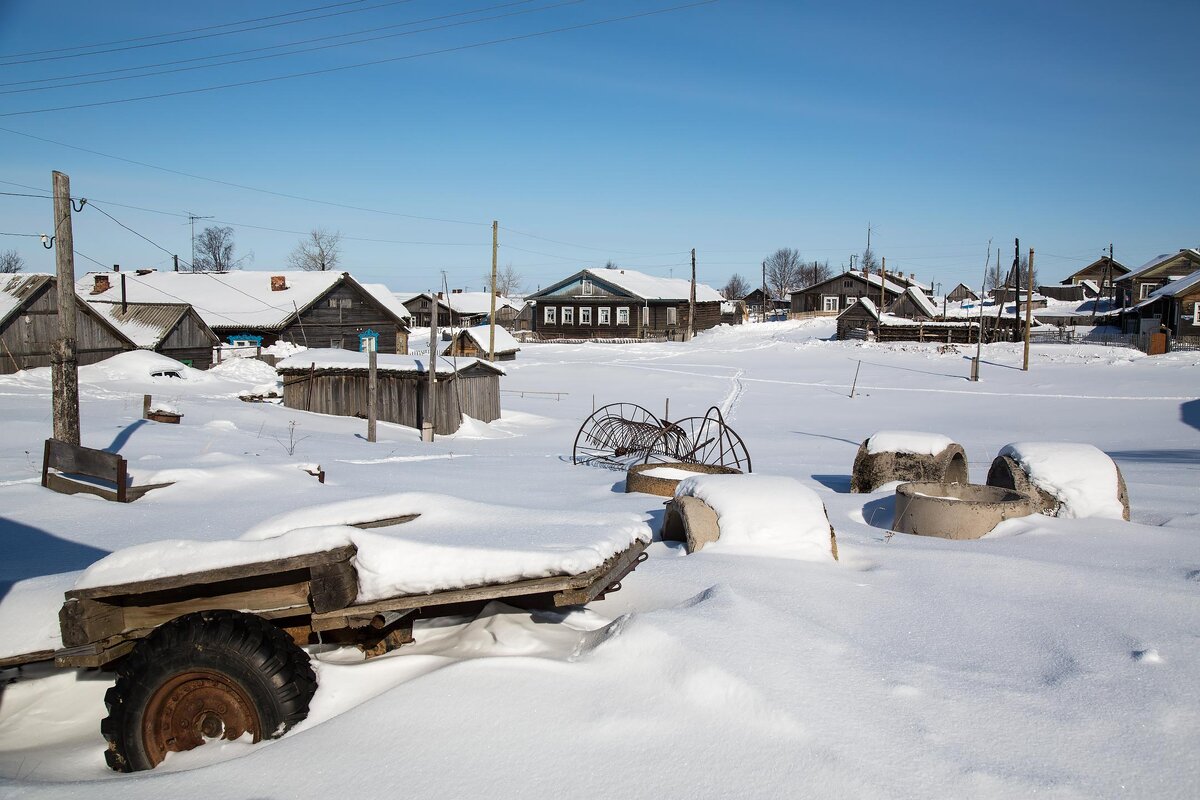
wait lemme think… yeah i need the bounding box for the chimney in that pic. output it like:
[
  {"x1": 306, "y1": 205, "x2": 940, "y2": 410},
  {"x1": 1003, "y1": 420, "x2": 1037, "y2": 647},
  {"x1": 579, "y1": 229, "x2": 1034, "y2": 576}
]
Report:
[
  {"x1": 121, "y1": 274, "x2": 127, "y2": 313},
  {"x1": 91, "y1": 274, "x2": 111, "y2": 294},
  {"x1": 112, "y1": 264, "x2": 120, "y2": 272},
  {"x1": 270, "y1": 275, "x2": 288, "y2": 292},
  {"x1": 451, "y1": 288, "x2": 463, "y2": 294},
  {"x1": 437, "y1": 291, "x2": 444, "y2": 299}
]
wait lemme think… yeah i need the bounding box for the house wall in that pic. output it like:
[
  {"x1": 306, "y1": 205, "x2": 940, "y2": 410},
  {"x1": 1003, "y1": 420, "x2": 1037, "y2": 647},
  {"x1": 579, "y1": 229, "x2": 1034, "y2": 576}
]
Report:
[
  {"x1": 946, "y1": 285, "x2": 978, "y2": 303},
  {"x1": 836, "y1": 305, "x2": 879, "y2": 339},
  {"x1": 1173, "y1": 290, "x2": 1200, "y2": 336},
  {"x1": 159, "y1": 310, "x2": 218, "y2": 369},
  {"x1": 531, "y1": 299, "x2": 720, "y2": 339},
  {"x1": 445, "y1": 335, "x2": 517, "y2": 361},
  {"x1": 0, "y1": 282, "x2": 131, "y2": 374},
  {"x1": 793, "y1": 276, "x2": 897, "y2": 314},
  {"x1": 272, "y1": 283, "x2": 408, "y2": 354}
]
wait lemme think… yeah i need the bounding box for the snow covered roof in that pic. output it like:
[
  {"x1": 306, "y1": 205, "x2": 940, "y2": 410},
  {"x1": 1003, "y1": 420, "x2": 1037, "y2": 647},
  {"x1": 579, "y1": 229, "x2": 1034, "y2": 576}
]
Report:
[
  {"x1": 1079, "y1": 279, "x2": 1100, "y2": 295},
  {"x1": 903, "y1": 286, "x2": 939, "y2": 318},
  {"x1": 77, "y1": 270, "x2": 409, "y2": 332},
  {"x1": 1117, "y1": 249, "x2": 1200, "y2": 283},
  {"x1": 452, "y1": 324, "x2": 520, "y2": 354},
  {"x1": 530, "y1": 267, "x2": 723, "y2": 303},
  {"x1": 837, "y1": 296, "x2": 878, "y2": 320},
  {"x1": 84, "y1": 301, "x2": 216, "y2": 348},
  {"x1": 0, "y1": 273, "x2": 52, "y2": 328},
  {"x1": 396, "y1": 291, "x2": 522, "y2": 316},
  {"x1": 1142, "y1": 270, "x2": 1200, "y2": 302},
  {"x1": 276, "y1": 348, "x2": 505, "y2": 376}
]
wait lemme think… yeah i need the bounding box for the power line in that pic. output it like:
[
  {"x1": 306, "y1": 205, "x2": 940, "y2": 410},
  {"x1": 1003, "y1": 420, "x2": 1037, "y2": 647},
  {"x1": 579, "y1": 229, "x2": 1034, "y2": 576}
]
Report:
[
  {"x1": 0, "y1": 1, "x2": 720, "y2": 117},
  {"x1": 0, "y1": 0, "x2": 373, "y2": 60},
  {"x1": 0, "y1": 0, "x2": 422, "y2": 66},
  {"x1": 0, "y1": 0, "x2": 575, "y2": 96},
  {"x1": 85, "y1": 201, "x2": 192, "y2": 265}
]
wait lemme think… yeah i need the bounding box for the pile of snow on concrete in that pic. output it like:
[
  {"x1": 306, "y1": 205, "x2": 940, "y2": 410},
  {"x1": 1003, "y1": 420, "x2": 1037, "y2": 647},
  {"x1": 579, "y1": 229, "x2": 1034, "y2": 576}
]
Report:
[{"x1": 998, "y1": 442, "x2": 1126, "y2": 520}]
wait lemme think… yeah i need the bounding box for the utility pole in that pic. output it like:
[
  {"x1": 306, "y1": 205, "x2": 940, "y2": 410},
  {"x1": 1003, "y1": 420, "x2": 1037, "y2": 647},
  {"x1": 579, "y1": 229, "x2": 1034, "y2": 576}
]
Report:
[
  {"x1": 51, "y1": 170, "x2": 80, "y2": 445},
  {"x1": 1090, "y1": 243, "x2": 1112, "y2": 323},
  {"x1": 972, "y1": 240, "x2": 991, "y2": 382},
  {"x1": 367, "y1": 347, "x2": 377, "y2": 443},
  {"x1": 1023, "y1": 248, "x2": 1034, "y2": 370},
  {"x1": 186, "y1": 213, "x2": 212, "y2": 271},
  {"x1": 761, "y1": 260, "x2": 767, "y2": 323},
  {"x1": 173, "y1": 254, "x2": 179, "y2": 272},
  {"x1": 1012, "y1": 238, "x2": 1021, "y2": 343},
  {"x1": 879, "y1": 256, "x2": 886, "y2": 311},
  {"x1": 422, "y1": 290, "x2": 438, "y2": 443},
  {"x1": 488, "y1": 220, "x2": 498, "y2": 361},
  {"x1": 688, "y1": 247, "x2": 696, "y2": 340}
]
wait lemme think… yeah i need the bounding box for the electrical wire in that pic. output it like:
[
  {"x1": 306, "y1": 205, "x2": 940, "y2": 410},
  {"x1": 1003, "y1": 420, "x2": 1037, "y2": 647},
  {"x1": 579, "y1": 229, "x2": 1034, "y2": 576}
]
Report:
[
  {"x1": 0, "y1": 0, "x2": 579, "y2": 96},
  {"x1": 85, "y1": 202, "x2": 185, "y2": 261},
  {"x1": 0, "y1": 1, "x2": 720, "y2": 117}
]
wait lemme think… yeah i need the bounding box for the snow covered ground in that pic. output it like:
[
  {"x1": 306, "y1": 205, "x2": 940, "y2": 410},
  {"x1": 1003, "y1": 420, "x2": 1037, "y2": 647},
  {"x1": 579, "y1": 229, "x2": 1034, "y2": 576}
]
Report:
[{"x1": 1, "y1": 319, "x2": 1198, "y2": 798}]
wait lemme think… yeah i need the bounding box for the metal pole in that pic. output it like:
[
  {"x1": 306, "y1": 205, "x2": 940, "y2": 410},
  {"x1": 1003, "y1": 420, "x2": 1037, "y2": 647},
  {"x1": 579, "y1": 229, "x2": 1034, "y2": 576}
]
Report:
[{"x1": 51, "y1": 170, "x2": 80, "y2": 445}]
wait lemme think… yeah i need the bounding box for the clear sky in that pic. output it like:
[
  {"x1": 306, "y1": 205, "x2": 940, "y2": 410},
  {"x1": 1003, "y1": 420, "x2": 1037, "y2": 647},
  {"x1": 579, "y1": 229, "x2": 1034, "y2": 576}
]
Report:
[{"x1": 0, "y1": 0, "x2": 1196, "y2": 294}]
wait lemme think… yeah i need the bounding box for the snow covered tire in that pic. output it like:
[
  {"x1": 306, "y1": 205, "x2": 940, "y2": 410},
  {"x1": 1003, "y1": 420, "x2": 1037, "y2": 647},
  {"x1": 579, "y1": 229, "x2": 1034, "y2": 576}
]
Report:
[{"x1": 100, "y1": 609, "x2": 316, "y2": 772}]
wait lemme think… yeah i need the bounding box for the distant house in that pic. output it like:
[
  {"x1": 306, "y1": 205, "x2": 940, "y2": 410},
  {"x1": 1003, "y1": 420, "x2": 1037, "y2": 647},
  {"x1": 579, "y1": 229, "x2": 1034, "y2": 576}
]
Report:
[
  {"x1": 1120, "y1": 269, "x2": 1200, "y2": 337},
  {"x1": 399, "y1": 291, "x2": 522, "y2": 329},
  {"x1": 742, "y1": 288, "x2": 790, "y2": 320},
  {"x1": 443, "y1": 324, "x2": 521, "y2": 361},
  {"x1": 887, "y1": 286, "x2": 939, "y2": 320},
  {"x1": 836, "y1": 297, "x2": 880, "y2": 339},
  {"x1": 85, "y1": 300, "x2": 220, "y2": 369},
  {"x1": 80, "y1": 270, "x2": 410, "y2": 355},
  {"x1": 1063, "y1": 257, "x2": 1129, "y2": 288},
  {"x1": 524, "y1": 267, "x2": 724, "y2": 340},
  {"x1": 1114, "y1": 249, "x2": 1200, "y2": 307},
  {"x1": 1, "y1": 274, "x2": 134, "y2": 374},
  {"x1": 790, "y1": 270, "x2": 905, "y2": 315},
  {"x1": 946, "y1": 283, "x2": 979, "y2": 303}
]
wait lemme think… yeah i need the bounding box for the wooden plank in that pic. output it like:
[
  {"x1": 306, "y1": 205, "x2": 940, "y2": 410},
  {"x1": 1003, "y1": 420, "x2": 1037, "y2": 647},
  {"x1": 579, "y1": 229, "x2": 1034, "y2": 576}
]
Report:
[
  {"x1": 45, "y1": 471, "x2": 120, "y2": 501},
  {"x1": 309, "y1": 560, "x2": 358, "y2": 614},
  {"x1": 0, "y1": 649, "x2": 56, "y2": 669},
  {"x1": 55, "y1": 639, "x2": 137, "y2": 669},
  {"x1": 59, "y1": 597, "x2": 126, "y2": 648},
  {"x1": 45, "y1": 439, "x2": 121, "y2": 482},
  {"x1": 119, "y1": 581, "x2": 311, "y2": 631},
  {"x1": 66, "y1": 543, "x2": 357, "y2": 601},
  {"x1": 552, "y1": 540, "x2": 647, "y2": 606},
  {"x1": 350, "y1": 514, "x2": 419, "y2": 529}
]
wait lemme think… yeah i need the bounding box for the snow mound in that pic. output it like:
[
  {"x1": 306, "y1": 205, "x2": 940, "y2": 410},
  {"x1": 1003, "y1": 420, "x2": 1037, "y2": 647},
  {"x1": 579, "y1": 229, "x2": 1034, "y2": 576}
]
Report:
[
  {"x1": 79, "y1": 350, "x2": 209, "y2": 383},
  {"x1": 998, "y1": 442, "x2": 1126, "y2": 520},
  {"x1": 866, "y1": 430, "x2": 955, "y2": 455},
  {"x1": 674, "y1": 474, "x2": 834, "y2": 560},
  {"x1": 242, "y1": 492, "x2": 652, "y2": 600},
  {"x1": 208, "y1": 356, "x2": 280, "y2": 385}
]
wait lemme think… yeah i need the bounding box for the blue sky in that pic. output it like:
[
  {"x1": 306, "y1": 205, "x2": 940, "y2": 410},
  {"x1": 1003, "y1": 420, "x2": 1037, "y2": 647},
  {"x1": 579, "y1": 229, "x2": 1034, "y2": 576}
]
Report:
[{"x1": 0, "y1": 0, "x2": 1196, "y2": 293}]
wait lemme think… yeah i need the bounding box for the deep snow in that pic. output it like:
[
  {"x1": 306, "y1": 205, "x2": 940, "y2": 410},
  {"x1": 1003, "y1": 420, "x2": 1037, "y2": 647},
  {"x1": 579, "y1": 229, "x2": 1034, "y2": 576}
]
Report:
[{"x1": 0, "y1": 319, "x2": 1198, "y2": 798}]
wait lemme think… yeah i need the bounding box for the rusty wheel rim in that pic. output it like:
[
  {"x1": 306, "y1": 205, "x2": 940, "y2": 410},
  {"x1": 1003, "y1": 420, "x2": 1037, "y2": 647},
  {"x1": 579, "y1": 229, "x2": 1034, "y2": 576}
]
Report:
[{"x1": 141, "y1": 671, "x2": 261, "y2": 766}]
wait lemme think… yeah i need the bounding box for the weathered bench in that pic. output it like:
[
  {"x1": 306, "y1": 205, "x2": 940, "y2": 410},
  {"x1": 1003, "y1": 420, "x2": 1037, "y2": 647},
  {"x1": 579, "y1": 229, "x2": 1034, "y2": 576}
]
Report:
[{"x1": 41, "y1": 438, "x2": 172, "y2": 503}]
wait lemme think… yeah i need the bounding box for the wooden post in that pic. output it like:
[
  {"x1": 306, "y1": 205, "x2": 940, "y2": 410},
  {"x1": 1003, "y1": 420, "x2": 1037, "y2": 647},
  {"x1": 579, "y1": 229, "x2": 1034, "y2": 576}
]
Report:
[
  {"x1": 488, "y1": 220, "x2": 498, "y2": 361},
  {"x1": 761, "y1": 260, "x2": 767, "y2": 323},
  {"x1": 1012, "y1": 237, "x2": 1021, "y2": 343},
  {"x1": 879, "y1": 257, "x2": 886, "y2": 312},
  {"x1": 1023, "y1": 248, "x2": 1034, "y2": 371},
  {"x1": 51, "y1": 170, "x2": 80, "y2": 445},
  {"x1": 367, "y1": 348, "x2": 377, "y2": 443},
  {"x1": 142, "y1": 395, "x2": 151, "y2": 419},
  {"x1": 688, "y1": 248, "x2": 696, "y2": 340},
  {"x1": 173, "y1": 254, "x2": 179, "y2": 272},
  {"x1": 422, "y1": 293, "x2": 437, "y2": 442}
]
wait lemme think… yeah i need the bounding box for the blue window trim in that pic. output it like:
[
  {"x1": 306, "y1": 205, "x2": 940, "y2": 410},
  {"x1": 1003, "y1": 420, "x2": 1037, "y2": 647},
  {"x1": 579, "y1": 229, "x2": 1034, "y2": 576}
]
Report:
[
  {"x1": 226, "y1": 333, "x2": 263, "y2": 346},
  {"x1": 358, "y1": 329, "x2": 380, "y2": 351}
]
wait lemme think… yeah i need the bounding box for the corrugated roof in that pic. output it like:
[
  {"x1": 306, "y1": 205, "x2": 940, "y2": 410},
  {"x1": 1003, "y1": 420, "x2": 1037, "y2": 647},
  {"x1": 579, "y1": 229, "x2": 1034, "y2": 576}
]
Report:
[
  {"x1": 0, "y1": 273, "x2": 52, "y2": 328},
  {"x1": 84, "y1": 301, "x2": 199, "y2": 348}
]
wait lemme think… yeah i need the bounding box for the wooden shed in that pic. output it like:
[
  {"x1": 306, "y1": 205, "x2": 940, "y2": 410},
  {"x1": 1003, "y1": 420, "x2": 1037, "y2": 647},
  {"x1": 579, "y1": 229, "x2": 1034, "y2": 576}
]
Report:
[
  {"x1": 277, "y1": 349, "x2": 503, "y2": 435},
  {"x1": 0, "y1": 274, "x2": 134, "y2": 374},
  {"x1": 85, "y1": 300, "x2": 220, "y2": 369},
  {"x1": 443, "y1": 325, "x2": 520, "y2": 361},
  {"x1": 946, "y1": 283, "x2": 979, "y2": 303}
]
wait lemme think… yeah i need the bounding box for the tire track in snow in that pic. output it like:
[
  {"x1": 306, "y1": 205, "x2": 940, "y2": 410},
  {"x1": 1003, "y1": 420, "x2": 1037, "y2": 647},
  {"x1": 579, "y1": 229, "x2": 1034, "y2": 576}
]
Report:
[{"x1": 719, "y1": 368, "x2": 746, "y2": 419}]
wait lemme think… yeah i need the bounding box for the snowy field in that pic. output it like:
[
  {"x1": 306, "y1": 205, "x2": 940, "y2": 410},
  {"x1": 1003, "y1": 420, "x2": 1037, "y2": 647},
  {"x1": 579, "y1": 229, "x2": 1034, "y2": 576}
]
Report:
[{"x1": 1, "y1": 319, "x2": 1198, "y2": 798}]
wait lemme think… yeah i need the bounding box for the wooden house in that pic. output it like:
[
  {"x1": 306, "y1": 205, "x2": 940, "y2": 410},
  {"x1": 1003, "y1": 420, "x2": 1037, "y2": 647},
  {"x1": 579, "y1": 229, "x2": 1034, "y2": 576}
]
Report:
[
  {"x1": 836, "y1": 297, "x2": 880, "y2": 339},
  {"x1": 80, "y1": 270, "x2": 410, "y2": 356},
  {"x1": 946, "y1": 283, "x2": 979, "y2": 303},
  {"x1": 276, "y1": 349, "x2": 503, "y2": 435},
  {"x1": 0, "y1": 274, "x2": 134, "y2": 374},
  {"x1": 1063, "y1": 257, "x2": 1129, "y2": 289},
  {"x1": 1120, "y1": 270, "x2": 1200, "y2": 337},
  {"x1": 524, "y1": 267, "x2": 724, "y2": 340},
  {"x1": 1036, "y1": 284, "x2": 1087, "y2": 303},
  {"x1": 1114, "y1": 249, "x2": 1200, "y2": 307},
  {"x1": 742, "y1": 288, "x2": 790, "y2": 320},
  {"x1": 85, "y1": 300, "x2": 220, "y2": 369},
  {"x1": 791, "y1": 270, "x2": 905, "y2": 315},
  {"x1": 399, "y1": 291, "x2": 522, "y2": 329},
  {"x1": 887, "y1": 286, "x2": 939, "y2": 320},
  {"x1": 443, "y1": 325, "x2": 520, "y2": 361}
]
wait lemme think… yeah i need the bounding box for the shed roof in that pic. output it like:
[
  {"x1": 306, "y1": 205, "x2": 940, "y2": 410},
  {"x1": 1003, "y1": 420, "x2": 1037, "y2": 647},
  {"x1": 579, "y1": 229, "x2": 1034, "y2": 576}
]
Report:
[
  {"x1": 902, "y1": 286, "x2": 939, "y2": 318},
  {"x1": 452, "y1": 324, "x2": 520, "y2": 354},
  {"x1": 84, "y1": 301, "x2": 216, "y2": 348},
  {"x1": 276, "y1": 348, "x2": 505, "y2": 376},
  {"x1": 0, "y1": 273, "x2": 52, "y2": 328}
]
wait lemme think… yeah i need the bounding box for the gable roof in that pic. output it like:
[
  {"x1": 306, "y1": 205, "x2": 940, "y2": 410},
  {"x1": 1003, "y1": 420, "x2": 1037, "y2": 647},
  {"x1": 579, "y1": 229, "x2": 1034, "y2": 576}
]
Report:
[
  {"x1": 0, "y1": 273, "x2": 53, "y2": 328},
  {"x1": 85, "y1": 301, "x2": 218, "y2": 348},
  {"x1": 837, "y1": 296, "x2": 878, "y2": 320},
  {"x1": 396, "y1": 291, "x2": 521, "y2": 317},
  {"x1": 1136, "y1": 270, "x2": 1200, "y2": 306},
  {"x1": 899, "y1": 286, "x2": 939, "y2": 318},
  {"x1": 528, "y1": 267, "x2": 723, "y2": 303},
  {"x1": 1115, "y1": 249, "x2": 1200, "y2": 283},
  {"x1": 78, "y1": 270, "x2": 408, "y2": 332},
  {"x1": 450, "y1": 324, "x2": 520, "y2": 355},
  {"x1": 793, "y1": 269, "x2": 906, "y2": 297},
  {"x1": 948, "y1": 282, "x2": 978, "y2": 298},
  {"x1": 1065, "y1": 257, "x2": 1129, "y2": 282}
]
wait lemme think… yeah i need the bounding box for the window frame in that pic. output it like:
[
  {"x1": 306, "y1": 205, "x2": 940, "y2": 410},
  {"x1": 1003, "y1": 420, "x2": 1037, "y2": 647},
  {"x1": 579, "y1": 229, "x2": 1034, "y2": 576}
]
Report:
[
  {"x1": 544, "y1": 306, "x2": 556, "y2": 324},
  {"x1": 822, "y1": 295, "x2": 839, "y2": 312},
  {"x1": 580, "y1": 307, "x2": 592, "y2": 325},
  {"x1": 617, "y1": 306, "x2": 630, "y2": 326},
  {"x1": 562, "y1": 307, "x2": 575, "y2": 325},
  {"x1": 599, "y1": 307, "x2": 611, "y2": 325},
  {"x1": 666, "y1": 306, "x2": 678, "y2": 326},
  {"x1": 582, "y1": 279, "x2": 593, "y2": 296}
]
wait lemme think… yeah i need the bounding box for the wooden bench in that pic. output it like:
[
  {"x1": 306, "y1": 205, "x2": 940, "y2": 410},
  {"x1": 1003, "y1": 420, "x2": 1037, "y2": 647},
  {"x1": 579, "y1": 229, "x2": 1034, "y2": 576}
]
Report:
[{"x1": 41, "y1": 439, "x2": 172, "y2": 503}]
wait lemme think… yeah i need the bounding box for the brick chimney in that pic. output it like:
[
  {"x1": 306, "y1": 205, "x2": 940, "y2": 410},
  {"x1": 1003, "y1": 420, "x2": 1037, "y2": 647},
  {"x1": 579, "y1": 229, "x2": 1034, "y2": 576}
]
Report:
[
  {"x1": 271, "y1": 275, "x2": 288, "y2": 292},
  {"x1": 436, "y1": 291, "x2": 444, "y2": 299},
  {"x1": 91, "y1": 274, "x2": 110, "y2": 294}
]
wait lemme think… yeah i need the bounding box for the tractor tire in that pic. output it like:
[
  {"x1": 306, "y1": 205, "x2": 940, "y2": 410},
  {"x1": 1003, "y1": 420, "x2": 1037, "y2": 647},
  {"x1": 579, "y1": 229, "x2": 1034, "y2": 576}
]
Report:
[{"x1": 101, "y1": 609, "x2": 316, "y2": 772}]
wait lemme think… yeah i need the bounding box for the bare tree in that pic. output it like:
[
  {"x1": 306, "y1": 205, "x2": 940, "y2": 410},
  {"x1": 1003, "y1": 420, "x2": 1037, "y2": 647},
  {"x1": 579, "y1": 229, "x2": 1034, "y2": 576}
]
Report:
[
  {"x1": 998, "y1": 255, "x2": 1038, "y2": 291},
  {"x1": 288, "y1": 228, "x2": 341, "y2": 271},
  {"x1": 484, "y1": 263, "x2": 524, "y2": 296},
  {"x1": 0, "y1": 249, "x2": 23, "y2": 274},
  {"x1": 192, "y1": 226, "x2": 249, "y2": 272},
  {"x1": 796, "y1": 259, "x2": 830, "y2": 289},
  {"x1": 984, "y1": 258, "x2": 1006, "y2": 292},
  {"x1": 860, "y1": 248, "x2": 878, "y2": 272},
  {"x1": 764, "y1": 248, "x2": 802, "y2": 301},
  {"x1": 722, "y1": 273, "x2": 750, "y2": 300}
]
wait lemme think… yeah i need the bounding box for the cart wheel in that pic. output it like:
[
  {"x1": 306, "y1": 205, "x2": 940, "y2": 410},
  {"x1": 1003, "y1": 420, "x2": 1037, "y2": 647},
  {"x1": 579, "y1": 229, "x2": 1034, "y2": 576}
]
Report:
[{"x1": 100, "y1": 609, "x2": 316, "y2": 772}]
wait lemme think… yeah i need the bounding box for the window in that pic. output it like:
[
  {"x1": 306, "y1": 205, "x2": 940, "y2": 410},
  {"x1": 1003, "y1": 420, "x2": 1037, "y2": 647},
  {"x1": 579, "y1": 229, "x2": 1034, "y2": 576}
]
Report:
[
  {"x1": 582, "y1": 279, "x2": 593, "y2": 296},
  {"x1": 340, "y1": 298, "x2": 352, "y2": 309},
  {"x1": 226, "y1": 333, "x2": 263, "y2": 349},
  {"x1": 1192, "y1": 301, "x2": 1199, "y2": 321},
  {"x1": 822, "y1": 295, "x2": 839, "y2": 312},
  {"x1": 599, "y1": 307, "x2": 611, "y2": 325},
  {"x1": 617, "y1": 307, "x2": 630, "y2": 325},
  {"x1": 843, "y1": 280, "x2": 853, "y2": 289},
  {"x1": 562, "y1": 307, "x2": 575, "y2": 325},
  {"x1": 641, "y1": 306, "x2": 649, "y2": 325},
  {"x1": 580, "y1": 307, "x2": 592, "y2": 325},
  {"x1": 359, "y1": 329, "x2": 379, "y2": 352},
  {"x1": 1140, "y1": 283, "x2": 1154, "y2": 299},
  {"x1": 544, "y1": 306, "x2": 556, "y2": 324},
  {"x1": 846, "y1": 296, "x2": 858, "y2": 307},
  {"x1": 666, "y1": 307, "x2": 678, "y2": 326}
]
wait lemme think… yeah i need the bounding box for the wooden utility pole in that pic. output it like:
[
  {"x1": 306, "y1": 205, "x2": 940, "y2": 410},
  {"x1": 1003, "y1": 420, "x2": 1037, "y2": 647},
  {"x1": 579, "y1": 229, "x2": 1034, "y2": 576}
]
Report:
[
  {"x1": 173, "y1": 254, "x2": 179, "y2": 272},
  {"x1": 879, "y1": 256, "x2": 886, "y2": 311},
  {"x1": 367, "y1": 348, "x2": 377, "y2": 442},
  {"x1": 422, "y1": 291, "x2": 438, "y2": 442},
  {"x1": 688, "y1": 248, "x2": 696, "y2": 340},
  {"x1": 972, "y1": 240, "x2": 990, "y2": 381},
  {"x1": 1023, "y1": 248, "x2": 1034, "y2": 370},
  {"x1": 1090, "y1": 243, "x2": 1112, "y2": 323},
  {"x1": 51, "y1": 170, "x2": 80, "y2": 445},
  {"x1": 488, "y1": 220, "x2": 498, "y2": 361},
  {"x1": 761, "y1": 260, "x2": 767, "y2": 323},
  {"x1": 1012, "y1": 238, "x2": 1021, "y2": 343}
]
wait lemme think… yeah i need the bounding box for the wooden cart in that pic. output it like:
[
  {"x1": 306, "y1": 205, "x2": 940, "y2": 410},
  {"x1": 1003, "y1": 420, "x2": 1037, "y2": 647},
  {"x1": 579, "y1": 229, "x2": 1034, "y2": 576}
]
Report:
[{"x1": 0, "y1": 529, "x2": 647, "y2": 772}]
